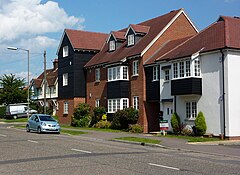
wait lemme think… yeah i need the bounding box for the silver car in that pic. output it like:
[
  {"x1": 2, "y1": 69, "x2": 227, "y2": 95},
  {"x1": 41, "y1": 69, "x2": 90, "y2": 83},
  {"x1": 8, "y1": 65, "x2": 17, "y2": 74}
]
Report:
[{"x1": 26, "y1": 114, "x2": 60, "y2": 134}]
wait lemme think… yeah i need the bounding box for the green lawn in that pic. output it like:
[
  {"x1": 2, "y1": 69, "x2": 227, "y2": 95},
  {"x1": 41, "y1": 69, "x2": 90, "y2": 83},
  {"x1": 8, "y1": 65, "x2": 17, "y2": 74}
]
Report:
[
  {"x1": 158, "y1": 134, "x2": 221, "y2": 142},
  {"x1": 61, "y1": 125, "x2": 122, "y2": 133},
  {"x1": 0, "y1": 118, "x2": 28, "y2": 123},
  {"x1": 115, "y1": 137, "x2": 161, "y2": 144}
]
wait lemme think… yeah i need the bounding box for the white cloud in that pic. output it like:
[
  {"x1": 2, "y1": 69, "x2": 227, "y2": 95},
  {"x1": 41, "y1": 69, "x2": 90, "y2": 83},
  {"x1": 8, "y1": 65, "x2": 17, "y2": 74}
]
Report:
[{"x1": 0, "y1": 0, "x2": 84, "y2": 43}]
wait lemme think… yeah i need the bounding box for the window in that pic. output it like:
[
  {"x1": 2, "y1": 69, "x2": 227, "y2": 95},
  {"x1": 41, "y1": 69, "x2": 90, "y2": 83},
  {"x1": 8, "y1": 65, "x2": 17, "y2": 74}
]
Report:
[
  {"x1": 165, "y1": 69, "x2": 170, "y2": 81},
  {"x1": 95, "y1": 68, "x2": 100, "y2": 82},
  {"x1": 64, "y1": 102, "x2": 68, "y2": 114},
  {"x1": 39, "y1": 88, "x2": 42, "y2": 95},
  {"x1": 133, "y1": 60, "x2": 139, "y2": 76},
  {"x1": 173, "y1": 63, "x2": 178, "y2": 78},
  {"x1": 95, "y1": 99, "x2": 100, "y2": 107},
  {"x1": 179, "y1": 61, "x2": 185, "y2": 77},
  {"x1": 108, "y1": 98, "x2": 129, "y2": 113},
  {"x1": 109, "y1": 40, "x2": 115, "y2": 51},
  {"x1": 186, "y1": 60, "x2": 191, "y2": 77},
  {"x1": 194, "y1": 58, "x2": 200, "y2": 76},
  {"x1": 153, "y1": 66, "x2": 159, "y2": 81},
  {"x1": 63, "y1": 73, "x2": 68, "y2": 86},
  {"x1": 133, "y1": 96, "x2": 139, "y2": 110},
  {"x1": 108, "y1": 66, "x2": 128, "y2": 81},
  {"x1": 128, "y1": 34, "x2": 134, "y2": 46},
  {"x1": 63, "y1": 46, "x2": 68, "y2": 57},
  {"x1": 186, "y1": 101, "x2": 197, "y2": 119},
  {"x1": 46, "y1": 87, "x2": 50, "y2": 94},
  {"x1": 52, "y1": 87, "x2": 56, "y2": 94}
]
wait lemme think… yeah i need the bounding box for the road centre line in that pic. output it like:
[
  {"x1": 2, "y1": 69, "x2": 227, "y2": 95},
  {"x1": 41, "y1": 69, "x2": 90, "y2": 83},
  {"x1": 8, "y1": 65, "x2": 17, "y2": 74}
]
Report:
[
  {"x1": 0, "y1": 134, "x2": 7, "y2": 137},
  {"x1": 71, "y1": 149, "x2": 92, "y2": 154},
  {"x1": 148, "y1": 163, "x2": 180, "y2": 171},
  {"x1": 27, "y1": 140, "x2": 38, "y2": 143}
]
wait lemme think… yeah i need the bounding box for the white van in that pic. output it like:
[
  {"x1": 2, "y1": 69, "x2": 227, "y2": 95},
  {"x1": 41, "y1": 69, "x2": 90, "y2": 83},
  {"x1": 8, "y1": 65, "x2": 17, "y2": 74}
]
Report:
[{"x1": 5, "y1": 104, "x2": 37, "y2": 119}]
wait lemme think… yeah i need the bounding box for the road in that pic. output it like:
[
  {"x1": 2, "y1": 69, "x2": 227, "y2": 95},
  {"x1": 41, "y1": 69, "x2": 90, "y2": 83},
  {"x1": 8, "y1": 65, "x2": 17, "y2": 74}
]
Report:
[{"x1": 0, "y1": 125, "x2": 240, "y2": 175}]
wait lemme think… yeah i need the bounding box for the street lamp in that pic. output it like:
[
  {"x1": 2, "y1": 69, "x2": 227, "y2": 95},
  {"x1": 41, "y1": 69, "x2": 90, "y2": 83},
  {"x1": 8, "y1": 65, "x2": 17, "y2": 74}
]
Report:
[{"x1": 7, "y1": 47, "x2": 30, "y2": 117}]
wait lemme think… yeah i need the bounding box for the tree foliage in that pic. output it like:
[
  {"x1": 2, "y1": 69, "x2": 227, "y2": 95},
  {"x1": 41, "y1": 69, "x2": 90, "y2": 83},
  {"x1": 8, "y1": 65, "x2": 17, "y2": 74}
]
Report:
[
  {"x1": 195, "y1": 111, "x2": 207, "y2": 136},
  {"x1": 0, "y1": 74, "x2": 27, "y2": 105},
  {"x1": 71, "y1": 103, "x2": 91, "y2": 127}
]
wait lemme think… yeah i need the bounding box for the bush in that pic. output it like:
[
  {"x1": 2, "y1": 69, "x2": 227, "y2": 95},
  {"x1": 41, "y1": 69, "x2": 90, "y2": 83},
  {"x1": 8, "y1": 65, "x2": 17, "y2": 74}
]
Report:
[
  {"x1": 129, "y1": 124, "x2": 143, "y2": 133},
  {"x1": 195, "y1": 111, "x2": 207, "y2": 136},
  {"x1": 71, "y1": 103, "x2": 91, "y2": 127},
  {"x1": 95, "y1": 120, "x2": 111, "y2": 129},
  {"x1": 111, "y1": 107, "x2": 138, "y2": 130},
  {"x1": 91, "y1": 107, "x2": 106, "y2": 126},
  {"x1": 0, "y1": 106, "x2": 6, "y2": 117},
  {"x1": 171, "y1": 112, "x2": 181, "y2": 134}
]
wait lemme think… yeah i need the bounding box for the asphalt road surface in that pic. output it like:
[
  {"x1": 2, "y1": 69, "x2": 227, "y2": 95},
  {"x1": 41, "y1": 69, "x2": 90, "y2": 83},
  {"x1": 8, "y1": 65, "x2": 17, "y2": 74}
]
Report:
[{"x1": 0, "y1": 125, "x2": 240, "y2": 175}]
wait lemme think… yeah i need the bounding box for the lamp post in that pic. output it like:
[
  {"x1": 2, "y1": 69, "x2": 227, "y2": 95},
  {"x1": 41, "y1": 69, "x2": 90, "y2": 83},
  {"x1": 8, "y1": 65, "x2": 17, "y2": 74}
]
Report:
[{"x1": 7, "y1": 47, "x2": 30, "y2": 117}]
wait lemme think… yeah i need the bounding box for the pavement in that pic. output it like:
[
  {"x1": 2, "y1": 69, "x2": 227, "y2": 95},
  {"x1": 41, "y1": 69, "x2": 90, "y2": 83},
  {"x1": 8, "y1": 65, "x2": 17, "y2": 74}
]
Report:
[{"x1": 1, "y1": 122, "x2": 240, "y2": 158}]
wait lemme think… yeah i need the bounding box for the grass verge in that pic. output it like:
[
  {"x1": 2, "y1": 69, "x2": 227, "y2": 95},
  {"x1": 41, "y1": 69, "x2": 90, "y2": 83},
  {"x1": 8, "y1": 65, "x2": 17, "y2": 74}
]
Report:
[
  {"x1": 158, "y1": 134, "x2": 220, "y2": 142},
  {"x1": 0, "y1": 118, "x2": 28, "y2": 123},
  {"x1": 61, "y1": 125, "x2": 122, "y2": 133},
  {"x1": 115, "y1": 137, "x2": 160, "y2": 144}
]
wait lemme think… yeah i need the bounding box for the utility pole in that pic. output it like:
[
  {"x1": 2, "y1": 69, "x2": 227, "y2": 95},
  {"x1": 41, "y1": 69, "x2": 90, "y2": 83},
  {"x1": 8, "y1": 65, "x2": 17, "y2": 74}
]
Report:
[{"x1": 44, "y1": 50, "x2": 47, "y2": 114}]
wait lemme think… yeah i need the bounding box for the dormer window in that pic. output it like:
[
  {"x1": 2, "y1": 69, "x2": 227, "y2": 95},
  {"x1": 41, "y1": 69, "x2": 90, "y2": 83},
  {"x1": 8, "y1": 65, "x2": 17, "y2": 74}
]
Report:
[
  {"x1": 127, "y1": 34, "x2": 135, "y2": 46},
  {"x1": 109, "y1": 40, "x2": 116, "y2": 51}
]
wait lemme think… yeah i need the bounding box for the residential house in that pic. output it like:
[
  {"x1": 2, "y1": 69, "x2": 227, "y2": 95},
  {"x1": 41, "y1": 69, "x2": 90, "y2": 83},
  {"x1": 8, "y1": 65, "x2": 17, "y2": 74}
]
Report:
[
  {"x1": 154, "y1": 16, "x2": 240, "y2": 139},
  {"x1": 84, "y1": 9, "x2": 198, "y2": 132},
  {"x1": 56, "y1": 29, "x2": 108, "y2": 124},
  {"x1": 31, "y1": 59, "x2": 58, "y2": 115}
]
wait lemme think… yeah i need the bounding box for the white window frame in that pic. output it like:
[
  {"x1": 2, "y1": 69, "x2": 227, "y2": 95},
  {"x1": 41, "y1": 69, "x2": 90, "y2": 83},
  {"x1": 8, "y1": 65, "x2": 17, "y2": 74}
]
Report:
[
  {"x1": 165, "y1": 69, "x2": 170, "y2": 81},
  {"x1": 153, "y1": 66, "x2": 159, "y2": 81},
  {"x1": 132, "y1": 60, "x2": 139, "y2": 76},
  {"x1": 63, "y1": 46, "x2": 69, "y2": 57},
  {"x1": 109, "y1": 40, "x2": 116, "y2": 51},
  {"x1": 95, "y1": 68, "x2": 100, "y2": 82},
  {"x1": 108, "y1": 98, "x2": 129, "y2": 113},
  {"x1": 194, "y1": 58, "x2": 201, "y2": 76},
  {"x1": 64, "y1": 102, "x2": 68, "y2": 114},
  {"x1": 127, "y1": 34, "x2": 135, "y2": 46},
  {"x1": 186, "y1": 101, "x2": 197, "y2": 119},
  {"x1": 95, "y1": 99, "x2": 100, "y2": 107},
  {"x1": 108, "y1": 66, "x2": 129, "y2": 81},
  {"x1": 133, "y1": 96, "x2": 139, "y2": 110},
  {"x1": 63, "y1": 73, "x2": 68, "y2": 86}
]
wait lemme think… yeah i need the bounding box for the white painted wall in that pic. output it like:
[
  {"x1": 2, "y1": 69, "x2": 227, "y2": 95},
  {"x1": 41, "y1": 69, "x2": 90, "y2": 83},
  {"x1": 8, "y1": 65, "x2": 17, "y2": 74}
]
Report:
[{"x1": 224, "y1": 50, "x2": 240, "y2": 137}]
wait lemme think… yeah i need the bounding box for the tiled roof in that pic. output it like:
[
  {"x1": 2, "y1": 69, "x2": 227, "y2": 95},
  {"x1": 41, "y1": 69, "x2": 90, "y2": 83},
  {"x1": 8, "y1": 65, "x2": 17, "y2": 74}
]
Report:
[
  {"x1": 65, "y1": 29, "x2": 108, "y2": 51},
  {"x1": 85, "y1": 9, "x2": 183, "y2": 67},
  {"x1": 156, "y1": 16, "x2": 240, "y2": 62},
  {"x1": 130, "y1": 24, "x2": 150, "y2": 34},
  {"x1": 112, "y1": 31, "x2": 126, "y2": 41}
]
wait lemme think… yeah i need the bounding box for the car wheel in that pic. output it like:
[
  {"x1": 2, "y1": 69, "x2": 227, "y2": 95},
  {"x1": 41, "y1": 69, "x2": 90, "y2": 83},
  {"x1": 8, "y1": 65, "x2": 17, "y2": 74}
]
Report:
[
  {"x1": 37, "y1": 127, "x2": 41, "y2": 134},
  {"x1": 26, "y1": 125, "x2": 30, "y2": 132}
]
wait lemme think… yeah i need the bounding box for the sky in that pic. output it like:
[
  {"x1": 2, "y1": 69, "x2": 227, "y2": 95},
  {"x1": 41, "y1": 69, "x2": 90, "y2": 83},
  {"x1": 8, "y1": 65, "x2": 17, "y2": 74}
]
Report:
[{"x1": 0, "y1": 0, "x2": 239, "y2": 81}]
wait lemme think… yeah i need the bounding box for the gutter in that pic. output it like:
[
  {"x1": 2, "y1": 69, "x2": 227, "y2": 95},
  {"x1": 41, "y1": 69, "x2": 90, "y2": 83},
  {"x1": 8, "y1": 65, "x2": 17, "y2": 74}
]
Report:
[{"x1": 220, "y1": 49, "x2": 226, "y2": 139}]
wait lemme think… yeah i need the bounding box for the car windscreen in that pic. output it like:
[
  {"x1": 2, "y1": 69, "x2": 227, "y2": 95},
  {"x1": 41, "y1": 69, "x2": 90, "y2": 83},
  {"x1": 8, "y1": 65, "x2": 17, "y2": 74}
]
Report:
[{"x1": 39, "y1": 116, "x2": 55, "y2": 121}]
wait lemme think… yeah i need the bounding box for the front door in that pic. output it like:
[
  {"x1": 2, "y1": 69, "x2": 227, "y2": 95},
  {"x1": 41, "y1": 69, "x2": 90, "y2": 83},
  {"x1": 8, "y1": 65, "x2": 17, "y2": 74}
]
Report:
[{"x1": 163, "y1": 102, "x2": 173, "y2": 131}]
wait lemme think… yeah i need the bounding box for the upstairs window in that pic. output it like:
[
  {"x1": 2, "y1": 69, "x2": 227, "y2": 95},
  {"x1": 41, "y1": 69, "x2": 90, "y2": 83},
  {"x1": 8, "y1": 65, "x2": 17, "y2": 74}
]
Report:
[
  {"x1": 165, "y1": 69, "x2": 170, "y2": 81},
  {"x1": 63, "y1": 46, "x2": 68, "y2": 57},
  {"x1": 194, "y1": 58, "x2": 201, "y2": 76},
  {"x1": 133, "y1": 96, "x2": 139, "y2": 110},
  {"x1": 128, "y1": 34, "x2": 135, "y2": 46},
  {"x1": 133, "y1": 60, "x2": 139, "y2": 76},
  {"x1": 153, "y1": 66, "x2": 159, "y2": 81},
  {"x1": 108, "y1": 66, "x2": 128, "y2": 81},
  {"x1": 95, "y1": 68, "x2": 100, "y2": 82},
  {"x1": 63, "y1": 73, "x2": 68, "y2": 86},
  {"x1": 109, "y1": 40, "x2": 116, "y2": 51}
]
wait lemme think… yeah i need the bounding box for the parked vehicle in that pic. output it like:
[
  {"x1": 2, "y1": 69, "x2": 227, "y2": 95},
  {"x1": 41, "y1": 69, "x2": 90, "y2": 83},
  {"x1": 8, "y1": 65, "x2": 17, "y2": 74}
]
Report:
[
  {"x1": 5, "y1": 104, "x2": 37, "y2": 119},
  {"x1": 26, "y1": 114, "x2": 60, "y2": 134}
]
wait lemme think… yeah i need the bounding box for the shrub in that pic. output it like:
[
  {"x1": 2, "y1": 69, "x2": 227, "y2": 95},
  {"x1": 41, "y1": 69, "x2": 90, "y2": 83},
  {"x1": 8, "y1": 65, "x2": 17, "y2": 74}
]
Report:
[
  {"x1": 0, "y1": 106, "x2": 6, "y2": 117},
  {"x1": 71, "y1": 103, "x2": 91, "y2": 127},
  {"x1": 111, "y1": 107, "x2": 138, "y2": 130},
  {"x1": 95, "y1": 120, "x2": 111, "y2": 129},
  {"x1": 171, "y1": 112, "x2": 181, "y2": 134},
  {"x1": 91, "y1": 107, "x2": 106, "y2": 126},
  {"x1": 195, "y1": 111, "x2": 207, "y2": 136},
  {"x1": 129, "y1": 124, "x2": 143, "y2": 133}
]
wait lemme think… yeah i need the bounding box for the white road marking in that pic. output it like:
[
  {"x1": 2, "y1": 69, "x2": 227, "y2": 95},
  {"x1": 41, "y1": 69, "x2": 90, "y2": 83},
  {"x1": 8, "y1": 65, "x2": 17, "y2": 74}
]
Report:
[
  {"x1": 148, "y1": 163, "x2": 180, "y2": 171},
  {"x1": 0, "y1": 134, "x2": 7, "y2": 137},
  {"x1": 71, "y1": 149, "x2": 92, "y2": 154},
  {"x1": 27, "y1": 140, "x2": 38, "y2": 143}
]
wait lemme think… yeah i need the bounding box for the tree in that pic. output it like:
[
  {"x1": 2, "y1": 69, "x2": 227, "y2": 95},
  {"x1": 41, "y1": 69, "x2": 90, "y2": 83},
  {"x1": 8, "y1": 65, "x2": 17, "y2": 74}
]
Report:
[
  {"x1": 0, "y1": 74, "x2": 27, "y2": 105},
  {"x1": 194, "y1": 111, "x2": 207, "y2": 136},
  {"x1": 171, "y1": 112, "x2": 181, "y2": 134}
]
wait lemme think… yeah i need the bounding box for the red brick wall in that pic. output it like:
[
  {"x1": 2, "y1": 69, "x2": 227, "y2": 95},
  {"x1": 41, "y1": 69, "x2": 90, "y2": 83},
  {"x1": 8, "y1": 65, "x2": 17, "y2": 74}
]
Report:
[{"x1": 57, "y1": 97, "x2": 85, "y2": 125}]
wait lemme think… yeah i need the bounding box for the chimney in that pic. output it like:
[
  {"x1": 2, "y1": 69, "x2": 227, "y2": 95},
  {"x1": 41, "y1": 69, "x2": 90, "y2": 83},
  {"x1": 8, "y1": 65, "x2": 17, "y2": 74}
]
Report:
[{"x1": 53, "y1": 59, "x2": 58, "y2": 70}]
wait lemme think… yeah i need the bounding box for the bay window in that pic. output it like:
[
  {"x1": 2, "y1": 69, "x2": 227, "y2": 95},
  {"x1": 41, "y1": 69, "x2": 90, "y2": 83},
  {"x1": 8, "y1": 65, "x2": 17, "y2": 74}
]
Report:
[
  {"x1": 108, "y1": 98, "x2": 129, "y2": 113},
  {"x1": 108, "y1": 66, "x2": 128, "y2": 81}
]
